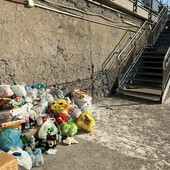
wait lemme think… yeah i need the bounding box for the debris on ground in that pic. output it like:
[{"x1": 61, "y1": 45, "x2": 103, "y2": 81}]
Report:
[{"x1": 0, "y1": 83, "x2": 99, "y2": 169}]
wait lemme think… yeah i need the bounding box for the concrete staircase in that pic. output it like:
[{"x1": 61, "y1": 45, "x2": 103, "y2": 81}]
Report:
[{"x1": 117, "y1": 20, "x2": 170, "y2": 102}]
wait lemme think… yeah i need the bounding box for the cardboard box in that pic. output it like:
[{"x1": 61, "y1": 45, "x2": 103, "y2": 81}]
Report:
[
  {"x1": 0, "y1": 98, "x2": 11, "y2": 107},
  {"x1": 0, "y1": 151, "x2": 18, "y2": 170}
]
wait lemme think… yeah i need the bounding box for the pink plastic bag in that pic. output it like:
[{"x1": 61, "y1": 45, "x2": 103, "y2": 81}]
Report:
[{"x1": 0, "y1": 85, "x2": 14, "y2": 97}]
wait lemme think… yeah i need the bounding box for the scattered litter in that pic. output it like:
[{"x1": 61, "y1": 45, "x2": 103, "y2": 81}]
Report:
[
  {"x1": 63, "y1": 137, "x2": 79, "y2": 145},
  {"x1": 46, "y1": 148, "x2": 58, "y2": 155},
  {"x1": 0, "y1": 83, "x2": 99, "y2": 169},
  {"x1": 8, "y1": 147, "x2": 32, "y2": 170}
]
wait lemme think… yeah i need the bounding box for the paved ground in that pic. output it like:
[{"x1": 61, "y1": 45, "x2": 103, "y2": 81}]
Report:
[{"x1": 32, "y1": 95, "x2": 170, "y2": 170}]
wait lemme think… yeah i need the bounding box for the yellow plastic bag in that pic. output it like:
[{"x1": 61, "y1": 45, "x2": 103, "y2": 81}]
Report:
[
  {"x1": 50, "y1": 99, "x2": 70, "y2": 115},
  {"x1": 76, "y1": 109, "x2": 95, "y2": 132}
]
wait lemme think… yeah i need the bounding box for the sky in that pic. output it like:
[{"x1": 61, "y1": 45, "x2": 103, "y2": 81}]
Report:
[{"x1": 162, "y1": 0, "x2": 170, "y2": 6}]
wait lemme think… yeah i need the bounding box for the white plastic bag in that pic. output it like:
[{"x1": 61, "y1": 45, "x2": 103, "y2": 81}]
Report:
[
  {"x1": 38, "y1": 118, "x2": 58, "y2": 140},
  {"x1": 10, "y1": 103, "x2": 33, "y2": 118},
  {"x1": 11, "y1": 84, "x2": 27, "y2": 97},
  {"x1": 73, "y1": 96, "x2": 92, "y2": 110},
  {"x1": 8, "y1": 147, "x2": 32, "y2": 170}
]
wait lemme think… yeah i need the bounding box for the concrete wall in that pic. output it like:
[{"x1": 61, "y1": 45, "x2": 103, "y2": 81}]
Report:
[{"x1": 0, "y1": 0, "x2": 142, "y2": 97}]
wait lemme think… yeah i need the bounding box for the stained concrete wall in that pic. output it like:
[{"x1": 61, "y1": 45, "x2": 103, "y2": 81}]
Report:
[{"x1": 0, "y1": 0, "x2": 142, "y2": 97}]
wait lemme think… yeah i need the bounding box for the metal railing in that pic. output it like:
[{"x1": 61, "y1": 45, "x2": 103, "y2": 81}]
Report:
[
  {"x1": 116, "y1": 5, "x2": 168, "y2": 86},
  {"x1": 102, "y1": 31, "x2": 132, "y2": 90},
  {"x1": 116, "y1": 21, "x2": 149, "y2": 85},
  {"x1": 163, "y1": 47, "x2": 170, "y2": 92},
  {"x1": 131, "y1": 0, "x2": 162, "y2": 19},
  {"x1": 148, "y1": 6, "x2": 168, "y2": 45}
]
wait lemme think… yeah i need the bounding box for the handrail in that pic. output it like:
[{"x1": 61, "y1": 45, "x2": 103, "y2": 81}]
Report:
[
  {"x1": 162, "y1": 47, "x2": 170, "y2": 91},
  {"x1": 117, "y1": 21, "x2": 148, "y2": 63},
  {"x1": 152, "y1": 3, "x2": 167, "y2": 23},
  {"x1": 116, "y1": 5, "x2": 168, "y2": 86},
  {"x1": 148, "y1": 5, "x2": 168, "y2": 46},
  {"x1": 116, "y1": 20, "x2": 149, "y2": 85},
  {"x1": 130, "y1": 0, "x2": 161, "y2": 19},
  {"x1": 102, "y1": 30, "x2": 130, "y2": 68}
]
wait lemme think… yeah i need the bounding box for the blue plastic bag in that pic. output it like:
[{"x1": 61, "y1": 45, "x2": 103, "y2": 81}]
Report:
[{"x1": 0, "y1": 129, "x2": 23, "y2": 152}]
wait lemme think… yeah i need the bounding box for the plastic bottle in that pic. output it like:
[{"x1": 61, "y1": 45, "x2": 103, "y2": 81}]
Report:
[
  {"x1": 34, "y1": 148, "x2": 44, "y2": 167},
  {"x1": 37, "y1": 116, "x2": 43, "y2": 125},
  {"x1": 30, "y1": 135, "x2": 36, "y2": 150},
  {"x1": 22, "y1": 122, "x2": 30, "y2": 132},
  {"x1": 57, "y1": 90, "x2": 65, "y2": 99},
  {"x1": 25, "y1": 146, "x2": 35, "y2": 167}
]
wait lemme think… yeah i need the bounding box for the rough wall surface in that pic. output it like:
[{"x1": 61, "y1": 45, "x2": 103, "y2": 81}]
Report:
[{"x1": 0, "y1": 0, "x2": 142, "y2": 97}]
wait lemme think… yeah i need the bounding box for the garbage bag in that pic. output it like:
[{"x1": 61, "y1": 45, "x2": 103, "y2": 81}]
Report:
[
  {"x1": 0, "y1": 129, "x2": 23, "y2": 152},
  {"x1": 8, "y1": 147, "x2": 32, "y2": 170},
  {"x1": 38, "y1": 118, "x2": 58, "y2": 140},
  {"x1": 76, "y1": 108, "x2": 96, "y2": 133},
  {"x1": 59, "y1": 121, "x2": 78, "y2": 137},
  {"x1": 10, "y1": 84, "x2": 27, "y2": 97},
  {"x1": 0, "y1": 85, "x2": 14, "y2": 97},
  {"x1": 50, "y1": 99, "x2": 70, "y2": 115}
]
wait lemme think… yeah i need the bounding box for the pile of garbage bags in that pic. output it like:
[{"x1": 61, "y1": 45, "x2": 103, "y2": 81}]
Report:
[{"x1": 0, "y1": 83, "x2": 99, "y2": 170}]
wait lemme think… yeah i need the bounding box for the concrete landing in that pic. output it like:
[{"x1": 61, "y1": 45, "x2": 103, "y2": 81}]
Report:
[{"x1": 32, "y1": 96, "x2": 170, "y2": 170}]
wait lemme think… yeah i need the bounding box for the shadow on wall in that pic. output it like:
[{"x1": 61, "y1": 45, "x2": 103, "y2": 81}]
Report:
[{"x1": 87, "y1": 31, "x2": 133, "y2": 98}]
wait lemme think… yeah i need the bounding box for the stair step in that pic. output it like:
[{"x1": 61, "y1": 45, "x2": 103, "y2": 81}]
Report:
[
  {"x1": 142, "y1": 52, "x2": 166, "y2": 57},
  {"x1": 153, "y1": 44, "x2": 170, "y2": 48},
  {"x1": 138, "y1": 66, "x2": 162, "y2": 70},
  {"x1": 143, "y1": 51, "x2": 165, "y2": 54},
  {"x1": 141, "y1": 55, "x2": 164, "y2": 59},
  {"x1": 163, "y1": 28, "x2": 170, "y2": 31},
  {"x1": 124, "y1": 85, "x2": 162, "y2": 95},
  {"x1": 144, "y1": 47, "x2": 167, "y2": 52},
  {"x1": 156, "y1": 36, "x2": 170, "y2": 43},
  {"x1": 129, "y1": 77, "x2": 162, "y2": 85},
  {"x1": 161, "y1": 30, "x2": 170, "y2": 33},
  {"x1": 155, "y1": 42, "x2": 170, "y2": 45},
  {"x1": 159, "y1": 34, "x2": 170, "y2": 38},
  {"x1": 141, "y1": 55, "x2": 164, "y2": 62},
  {"x1": 160, "y1": 33, "x2": 170, "y2": 36},
  {"x1": 116, "y1": 22, "x2": 170, "y2": 102},
  {"x1": 125, "y1": 82, "x2": 162, "y2": 89},
  {"x1": 119, "y1": 90, "x2": 161, "y2": 101},
  {"x1": 140, "y1": 61, "x2": 162, "y2": 64},
  {"x1": 135, "y1": 71, "x2": 162, "y2": 76},
  {"x1": 157, "y1": 39, "x2": 170, "y2": 42},
  {"x1": 161, "y1": 29, "x2": 170, "y2": 32}
]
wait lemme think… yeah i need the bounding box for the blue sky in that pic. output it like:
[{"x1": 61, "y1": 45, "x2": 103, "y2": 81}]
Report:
[{"x1": 162, "y1": 0, "x2": 170, "y2": 5}]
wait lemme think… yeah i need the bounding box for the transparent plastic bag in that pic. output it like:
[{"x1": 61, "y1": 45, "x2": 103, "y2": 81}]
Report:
[{"x1": 8, "y1": 147, "x2": 32, "y2": 170}]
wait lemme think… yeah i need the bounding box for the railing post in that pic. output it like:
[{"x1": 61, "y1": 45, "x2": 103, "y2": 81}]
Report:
[
  {"x1": 148, "y1": 0, "x2": 153, "y2": 20},
  {"x1": 117, "y1": 57, "x2": 121, "y2": 86},
  {"x1": 146, "y1": 24, "x2": 149, "y2": 45},
  {"x1": 133, "y1": 41, "x2": 136, "y2": 61},
  {"x1": 133, "y1": 0, "x2": 138, "y2": 12}
]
